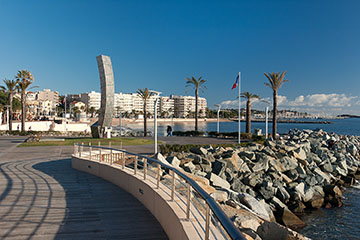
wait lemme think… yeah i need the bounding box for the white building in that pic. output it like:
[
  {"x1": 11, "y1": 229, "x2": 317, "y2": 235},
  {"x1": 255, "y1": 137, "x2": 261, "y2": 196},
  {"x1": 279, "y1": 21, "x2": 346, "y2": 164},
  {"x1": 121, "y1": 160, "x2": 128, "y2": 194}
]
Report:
[
  {"x1": 80, "y1": 91, "x2": 101, "y2": 110},
  {"x1": 173, "y1": 95, "x2": 207, "y2": 118},
  {"x1": 160, "y1": 97, "x2": 174, "y2": 117}
]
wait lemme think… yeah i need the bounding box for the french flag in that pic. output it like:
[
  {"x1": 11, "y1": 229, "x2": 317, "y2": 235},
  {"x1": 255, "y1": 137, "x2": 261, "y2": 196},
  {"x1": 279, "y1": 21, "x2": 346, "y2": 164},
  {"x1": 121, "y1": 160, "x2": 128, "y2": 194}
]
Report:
[{"x1": 232, "y1": 74, "x2": 239, "y2": 90}]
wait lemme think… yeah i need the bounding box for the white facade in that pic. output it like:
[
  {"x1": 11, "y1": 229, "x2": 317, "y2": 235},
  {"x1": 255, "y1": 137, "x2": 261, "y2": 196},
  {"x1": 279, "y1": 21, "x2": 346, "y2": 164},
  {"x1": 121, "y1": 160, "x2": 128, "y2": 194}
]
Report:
[
  {"x1": 81, "y1": 91, "x2": 101, "y2": 110},
  {"x1": 173, "y1": 95, "x2": 207, "y2": 118}
]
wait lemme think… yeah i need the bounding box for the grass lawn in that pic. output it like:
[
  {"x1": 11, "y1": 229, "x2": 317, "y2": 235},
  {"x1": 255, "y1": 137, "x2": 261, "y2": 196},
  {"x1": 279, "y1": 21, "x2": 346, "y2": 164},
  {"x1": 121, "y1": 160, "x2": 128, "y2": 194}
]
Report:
[{"x1": 19, "y1": 137, "x2": 155, "y2": 147}]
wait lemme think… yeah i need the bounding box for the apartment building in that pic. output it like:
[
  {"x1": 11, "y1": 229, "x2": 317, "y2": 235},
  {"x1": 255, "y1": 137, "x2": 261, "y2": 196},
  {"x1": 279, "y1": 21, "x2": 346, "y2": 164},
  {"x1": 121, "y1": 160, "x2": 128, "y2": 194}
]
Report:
[
  {"x1": 80, "y1": 91, "x2": 101, "y2": 110},
  {"x1": 160, "y1": 97, "x2": 174, "y2": 116},
  {"x1": 173, "y1": 95, "x2": 207, "y2": 118}
]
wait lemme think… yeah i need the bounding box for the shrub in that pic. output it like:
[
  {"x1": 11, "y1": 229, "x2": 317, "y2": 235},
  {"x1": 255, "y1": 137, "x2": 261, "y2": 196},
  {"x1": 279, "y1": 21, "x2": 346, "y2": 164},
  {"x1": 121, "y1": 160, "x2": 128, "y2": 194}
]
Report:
[{"x1": 172, "y1": 131, "x2": 206, "y2": 137}]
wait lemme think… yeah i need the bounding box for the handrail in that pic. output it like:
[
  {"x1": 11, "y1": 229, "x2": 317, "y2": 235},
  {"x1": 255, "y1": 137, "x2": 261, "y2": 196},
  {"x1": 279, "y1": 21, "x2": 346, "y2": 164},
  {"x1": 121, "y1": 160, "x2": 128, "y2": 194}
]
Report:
[{"x1": 74, "y1": 143, "x2": 245, "y2": 240}]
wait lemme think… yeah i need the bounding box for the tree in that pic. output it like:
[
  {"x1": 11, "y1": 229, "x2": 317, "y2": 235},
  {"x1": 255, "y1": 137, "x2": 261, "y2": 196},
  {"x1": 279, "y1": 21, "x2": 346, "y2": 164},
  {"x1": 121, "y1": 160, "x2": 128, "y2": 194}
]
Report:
[
  {"x1": 185, "y1": 76, "x2": 206, "y2": 131},
  {"x1": 264, "y1": 71, "x2": 289, "y2": 138},
  {"x1": 240, "y1": 91, "x2": 260, "y2": 134},
  {"x1": 15, "y1": 70, "x2": 34, "y2": 131},
  {"x1": 88, "y1": 107, "x2": 96, "y2": 118},
  {"x1": 136, "y1": 88, "x2": 154, "y2": 136},
  {"x1": 1, "y1": 79, "x2": 19, "y2": 130}
]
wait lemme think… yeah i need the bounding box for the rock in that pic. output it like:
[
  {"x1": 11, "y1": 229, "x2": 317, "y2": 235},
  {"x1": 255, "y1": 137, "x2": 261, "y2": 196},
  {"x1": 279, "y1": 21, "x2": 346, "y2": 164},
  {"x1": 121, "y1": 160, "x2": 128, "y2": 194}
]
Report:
[
  {"x1": 279, "y1": 156, "x2": 298, "y2": 172},
  {"x1": 288, "y1": 201, "x2": 306, "y2": 214},
  {"x1": 243, "y1": 173, "x2": 262, "y2": 187},
  {"x1": 239, "y1": 151, "x2": 256, "y2": 161},
  {"x1": 190, "y1": 146, "x2": 207, "y2": 156},
  {"x1": 294, "y1": 182, "x2": 305, "y2": 200},
  {"x1": 210, "y1": 190, "x2": 228, "y2": 203},
  {"x1": 276, "y1": 185, "x2": 291, "y2": 203},
  {"x1": 208, "y1": 173, "x2": 230, "y2": 189},
  {"x1": 183, "y1": 161, "x2": 196, "y2": 173},
  {"x1": 253, "y1": 158, "x2": 269, "y2": 172},
  {"x1": 166, "y1": 156, "x2": 180, "y2": 168},
  {"x1": 212, "y1": 159, "x2": 227, "y2": 176},
  {"x1": 238, "y1": 193, "x2": 270, "y2": 221},
  {"x1": 323, "y1": 185, "x2": 343, "y2": 208},
  {"x1": 154, "y1": 152, "x2": 170, "y2": 166},
  {"x1": 284, "y1": 169, "x2": 299, "y2": 181},
  {"x1": 271, "y1": 196, "x2": 288, "y2": 211},
  {"x1": 313, "y1": 168, "x2": 332, "y2": 185},
  {"x1": 278, "y1": 208, "x2": 306, "y2": 229}
]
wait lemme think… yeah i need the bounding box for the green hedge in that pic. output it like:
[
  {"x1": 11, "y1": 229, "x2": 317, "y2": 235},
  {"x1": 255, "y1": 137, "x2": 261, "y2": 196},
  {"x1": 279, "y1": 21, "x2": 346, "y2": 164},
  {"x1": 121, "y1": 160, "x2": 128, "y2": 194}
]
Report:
[
  {"x1": 207, "y1": 131, "x2": 265, "y2": 141},
  {"x1": 159, "y1": 143, "x2": 249, "y2": 154},
  {"x1": 172, "y1": 131, "x2": 206, "y2": 136}
]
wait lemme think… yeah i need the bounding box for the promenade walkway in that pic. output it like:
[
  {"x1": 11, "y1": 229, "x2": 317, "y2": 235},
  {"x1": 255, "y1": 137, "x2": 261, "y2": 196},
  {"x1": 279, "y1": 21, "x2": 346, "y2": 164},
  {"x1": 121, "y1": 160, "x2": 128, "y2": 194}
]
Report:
[{"x1": 0, "y1": 137, "x2": 167, "y2": 240}]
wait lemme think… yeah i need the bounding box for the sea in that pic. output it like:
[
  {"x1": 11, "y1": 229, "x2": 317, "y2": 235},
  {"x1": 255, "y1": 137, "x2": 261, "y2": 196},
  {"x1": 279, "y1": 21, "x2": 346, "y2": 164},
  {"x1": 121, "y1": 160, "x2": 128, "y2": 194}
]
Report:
[{"x1": 124, "y1": 118, "x2": 360, "y2": 239}]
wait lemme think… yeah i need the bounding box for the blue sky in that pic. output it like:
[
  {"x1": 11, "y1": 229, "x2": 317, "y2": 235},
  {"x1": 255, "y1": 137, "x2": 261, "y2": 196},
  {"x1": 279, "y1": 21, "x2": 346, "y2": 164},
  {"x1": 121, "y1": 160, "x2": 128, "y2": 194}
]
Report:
[{"x1": 0, "y1": 0, "x2": 359, "y2": 115}]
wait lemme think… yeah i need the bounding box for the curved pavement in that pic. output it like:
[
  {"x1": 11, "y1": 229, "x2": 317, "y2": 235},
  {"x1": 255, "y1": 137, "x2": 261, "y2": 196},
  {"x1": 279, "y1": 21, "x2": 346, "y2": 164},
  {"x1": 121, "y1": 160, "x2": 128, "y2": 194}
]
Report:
[{"x1": 0, "y1": 137, "x2": 168, "y2": 240}]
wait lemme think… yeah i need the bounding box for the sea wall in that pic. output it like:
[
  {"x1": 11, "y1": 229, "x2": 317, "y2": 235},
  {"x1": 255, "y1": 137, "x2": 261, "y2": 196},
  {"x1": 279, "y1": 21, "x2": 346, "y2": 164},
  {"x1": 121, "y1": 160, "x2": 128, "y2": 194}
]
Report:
[{"x1": 158, "y1": 129, "x2": 360, "y2": 239}]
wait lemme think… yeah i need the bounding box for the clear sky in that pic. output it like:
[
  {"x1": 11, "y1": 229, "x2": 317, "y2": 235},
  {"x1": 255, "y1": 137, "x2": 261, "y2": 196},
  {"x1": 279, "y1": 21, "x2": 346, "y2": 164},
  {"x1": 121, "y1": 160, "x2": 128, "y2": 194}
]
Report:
[{"x1": 1, "y1": 0, "x2": 359, "y2": 115}]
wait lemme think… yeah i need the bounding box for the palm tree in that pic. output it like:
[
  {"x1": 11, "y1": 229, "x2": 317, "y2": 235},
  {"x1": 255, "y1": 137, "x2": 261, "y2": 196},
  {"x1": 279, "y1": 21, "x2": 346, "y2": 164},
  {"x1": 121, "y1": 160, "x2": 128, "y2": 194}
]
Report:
[
  {"x1": 1, "y1": 79, "x2": 19, "y2": 131},
  {"x1": 264, "y1": 71, "x2": 289, "y2": 139},
  {"x1": 240, "y1": 91, "x2": 260, "y2": 134},
  {"x1": 15, "y1": 70, "x2": 34, "y2": 131},
  {"x1": 185, "y1": 76, "x2": 206, "y2": 131},
  {"x1": 136, "y1": 88, "x2": 154, "y2": 136}
]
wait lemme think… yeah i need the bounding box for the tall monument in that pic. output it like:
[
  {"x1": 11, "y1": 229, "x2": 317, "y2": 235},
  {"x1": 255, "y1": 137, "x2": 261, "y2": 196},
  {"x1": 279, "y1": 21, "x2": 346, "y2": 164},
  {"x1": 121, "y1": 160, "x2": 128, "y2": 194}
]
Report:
[{"x1": 91, "y1": 55, "x2": 115, "y2": 138}]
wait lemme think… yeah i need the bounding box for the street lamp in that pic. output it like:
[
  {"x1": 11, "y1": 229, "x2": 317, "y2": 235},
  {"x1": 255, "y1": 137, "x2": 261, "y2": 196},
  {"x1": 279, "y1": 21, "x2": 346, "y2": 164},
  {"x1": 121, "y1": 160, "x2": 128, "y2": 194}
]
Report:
[
  {"x1": 118, "y1": 107, "x2": 122, "y2": 137},
  {"x1": 214, "y1": 104, "x2": 221, "y2": 134},
  {"x1": 4, "y1": 105, "x2": 10, "y2": 131},
  {"x1": 261, "y1": 100, "x2": 270, "y2": 139},
  {"x1": 149, "y1": 90, "x2": 162, "y2": 154}
]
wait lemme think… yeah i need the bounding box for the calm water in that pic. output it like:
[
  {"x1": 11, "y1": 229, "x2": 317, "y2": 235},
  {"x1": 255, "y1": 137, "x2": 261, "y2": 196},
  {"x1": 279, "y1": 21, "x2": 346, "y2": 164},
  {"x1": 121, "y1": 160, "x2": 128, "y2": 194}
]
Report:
[
  {"x1": 125, "y1": 118, "x2": 360, "y2": 239},
  {"x1": 125, "y1": 118, "x2": 360, "y2": 136}
]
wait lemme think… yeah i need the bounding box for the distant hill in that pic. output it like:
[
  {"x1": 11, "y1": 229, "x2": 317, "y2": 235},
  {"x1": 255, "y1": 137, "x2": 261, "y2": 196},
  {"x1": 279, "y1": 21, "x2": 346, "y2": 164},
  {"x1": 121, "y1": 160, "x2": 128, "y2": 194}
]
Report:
[{"x1": 337, "y1": 114, "x2": 360, "y2": 118}]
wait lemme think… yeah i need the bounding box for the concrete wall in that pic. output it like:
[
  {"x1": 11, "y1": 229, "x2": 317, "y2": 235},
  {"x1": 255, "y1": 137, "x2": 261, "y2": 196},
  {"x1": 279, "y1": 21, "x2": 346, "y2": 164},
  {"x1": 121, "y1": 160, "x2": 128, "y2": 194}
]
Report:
[
  {"x1": 0, "y1": 121, "x2": 90, "y2": 132},
  {"x1": 72, "y1": 156, "x2": 205, "y2": 240}
]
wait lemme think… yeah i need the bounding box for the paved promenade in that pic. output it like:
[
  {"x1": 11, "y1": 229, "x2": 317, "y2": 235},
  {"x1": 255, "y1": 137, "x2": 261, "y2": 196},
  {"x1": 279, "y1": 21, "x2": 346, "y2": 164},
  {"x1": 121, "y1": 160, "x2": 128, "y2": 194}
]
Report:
[{"x1": 0, "y1": 137, "x2": 167, "y2": 240}]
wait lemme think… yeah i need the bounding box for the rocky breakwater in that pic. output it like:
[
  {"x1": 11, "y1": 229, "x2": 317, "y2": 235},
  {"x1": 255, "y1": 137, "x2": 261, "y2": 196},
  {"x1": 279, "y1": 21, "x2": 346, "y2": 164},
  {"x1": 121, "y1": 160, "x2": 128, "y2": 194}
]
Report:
[{"x1": 157, "y1": 129, "x2": 360, "y2": 240}]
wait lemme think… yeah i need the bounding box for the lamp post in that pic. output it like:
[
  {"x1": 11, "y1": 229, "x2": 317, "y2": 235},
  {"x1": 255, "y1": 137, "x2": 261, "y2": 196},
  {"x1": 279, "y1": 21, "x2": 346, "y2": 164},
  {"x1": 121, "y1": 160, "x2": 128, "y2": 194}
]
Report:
[
  {"x1": 261, "y1": 100, "x2": 270, "y2": 139},
  {"x1": 149, "y1": 90, "x2": 162, "y2": 154},
  {"x1": 119, "y1": 108, "x2": 122, "y2": 137},
  {"x1": 5, "y1": 105, "x2": 10, "y2": 131},
  {"x1": 214, "y1": 104, "x2": 221, "y2": 134},
  {"x1": 265, "y1": 106, "x2": 269, "y2": 139}
]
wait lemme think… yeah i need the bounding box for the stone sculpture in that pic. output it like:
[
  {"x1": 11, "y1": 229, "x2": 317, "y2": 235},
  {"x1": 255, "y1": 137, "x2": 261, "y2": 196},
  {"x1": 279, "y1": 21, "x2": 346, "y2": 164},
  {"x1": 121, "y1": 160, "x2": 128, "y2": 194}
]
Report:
[{"x1": 91, "y1": 55, "x2": 115, "y2": 138}]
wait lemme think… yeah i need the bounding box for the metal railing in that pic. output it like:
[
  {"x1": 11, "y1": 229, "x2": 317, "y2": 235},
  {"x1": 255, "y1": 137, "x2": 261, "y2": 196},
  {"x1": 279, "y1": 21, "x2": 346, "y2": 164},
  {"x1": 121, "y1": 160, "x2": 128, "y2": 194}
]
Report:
[{"x1": 73, "y1": 142, "x2": 245, "y2": 240}]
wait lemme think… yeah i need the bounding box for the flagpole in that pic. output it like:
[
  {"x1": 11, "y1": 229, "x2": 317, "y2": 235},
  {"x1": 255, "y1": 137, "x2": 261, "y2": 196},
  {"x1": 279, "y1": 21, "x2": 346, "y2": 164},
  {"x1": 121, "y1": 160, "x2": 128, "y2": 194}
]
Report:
[{"x1": 238, "y1": 72, "x2": 241, "y2": 145}]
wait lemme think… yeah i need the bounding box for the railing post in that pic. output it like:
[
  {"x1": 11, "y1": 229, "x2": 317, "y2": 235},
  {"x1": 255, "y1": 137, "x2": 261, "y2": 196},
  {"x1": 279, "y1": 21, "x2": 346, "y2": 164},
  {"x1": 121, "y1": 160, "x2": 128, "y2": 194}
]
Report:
[
  {"x1": 89, "y1": 142, "x2": 92, "y2": 160},
  {"x1": 122, "y1": 153, "x2": 125, "y2": 169},
  {"x1": 110, "y1": 148, "x2": 113, "y2": 165},
  {"x1": 98, "y1": 142, "x2": 101, "y2": 161},
  {"x1": 171, "y1": 170, "x2": 175, "y2": 201},
  {"x1": 157, "y1": 163, "x2": 160, "y2": 189},
  {"x1": 79, "y1": 143, "x2": 83, "y2": 157},
  {"x1": 134, "y1": 157, "x2": 137, "y2": 175},
  {"x1": 186, "y1": 182, "x2": 191, "y2": 220},
  {"x1": 143, "y1": 158, "x2": 147, "y2": 180},
  {"x1": 205, "y1": 204, "x2": 210, "y2": 240}
]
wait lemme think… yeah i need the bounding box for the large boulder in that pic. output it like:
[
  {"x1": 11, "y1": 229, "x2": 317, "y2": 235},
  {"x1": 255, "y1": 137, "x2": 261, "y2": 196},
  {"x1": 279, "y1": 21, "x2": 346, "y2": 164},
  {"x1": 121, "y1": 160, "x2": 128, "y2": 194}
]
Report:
[
  {"x1": 238, "y1": 193, "x2": 270, "y2": 221},
  {"x1": 166, "y1": 156, "x2": 181, "y2": 168},
  {"x1": 190, "y1": 146, "x2": 208, "y2": 156},
  {"x1": 208, "y1": 173, "x2": 230, "y2": 189}
]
